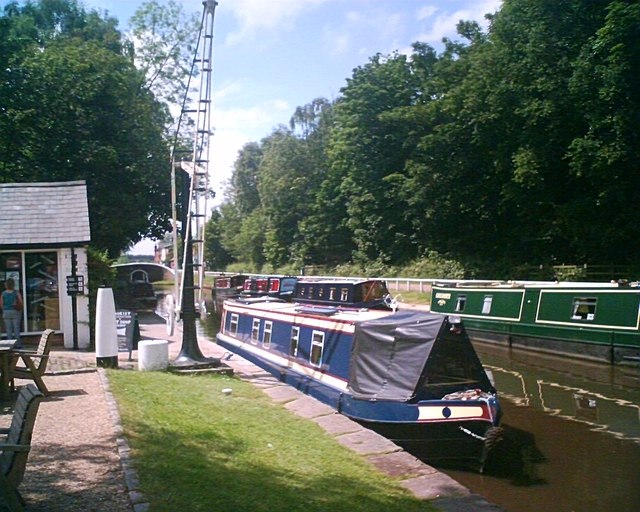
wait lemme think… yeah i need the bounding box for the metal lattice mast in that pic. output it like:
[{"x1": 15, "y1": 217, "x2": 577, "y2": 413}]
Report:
[
  {"x1": 182, "y1": 0, "x2": 217, "y2": 315},
  {"x1": 169, "y1": 0, "x2": 218, "y2": 320},
  {"x1": 167, "y1": 0, "x2": 219, "y2": 365}
]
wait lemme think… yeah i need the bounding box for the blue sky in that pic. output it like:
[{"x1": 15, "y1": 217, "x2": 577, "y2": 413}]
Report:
[{"x1": 5, "y1": 0, "x2": 503, "y2": 252}]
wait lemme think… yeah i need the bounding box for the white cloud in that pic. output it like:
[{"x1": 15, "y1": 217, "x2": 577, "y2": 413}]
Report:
[
  {"x1": 416, "y1": 6, "x2": 438, "y2": 21},
  {"x1": 222, "y1": 0, "x2": 330, "y2": 46},
  {"x1": 215, "y1": 100, "x2": 290, "y2": 133},
  {"x1": 324, "y1": 28, "x2": 351, "y2": 55},
  {"x1": 332, "y1": 7, "x2": 407, "y2": 59},
  {"x1": 414, "y1": 0, "x2": 502, "y2": 45}
]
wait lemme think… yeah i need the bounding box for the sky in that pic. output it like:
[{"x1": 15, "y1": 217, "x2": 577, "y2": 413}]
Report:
[{"x1": 6, "y1": 0, "x2": 503, "y2": 253}]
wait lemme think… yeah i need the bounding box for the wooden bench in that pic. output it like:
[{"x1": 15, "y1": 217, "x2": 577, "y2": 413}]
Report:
[
  {"x1": 11, "y1": 329, "x2": 55, "y2": 396},
  {"x1": 0, "y1": 384, "x2": 44, "y2": 511}
]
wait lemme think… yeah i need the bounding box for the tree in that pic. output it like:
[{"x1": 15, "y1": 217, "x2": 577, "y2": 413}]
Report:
[
  {"x1": 566, "y1": 0, "x2": 640, "y2": 262},
  {"x1": 397, "y1": 0, "x2": 615, "y2": 271},
  {"x1": 212, "y1": 142, "x2": 265, "y2": 268},
  {"x1": 258, "y1": 127, "x2": 317, "y2": 267},
  {"x1": 226, "y1": 142, "x2": 263, "y2": 215},
  {"x1": 0, "y1": 0, "x2": 172, "y2": 256},
  {"x1": 203, "y1": 209, "x2": 232, "y2": 270},
  {"x1": 327, "y1": 52, "x2": 422, "y2": 265},
  {"x1": 129, "y1": 0, "x2": 200, "y2": 111}
]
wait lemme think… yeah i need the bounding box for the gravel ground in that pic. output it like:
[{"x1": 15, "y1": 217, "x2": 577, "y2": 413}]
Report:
[{"x1": 4, "y1": 370, "x2": 132, "y2": 512}]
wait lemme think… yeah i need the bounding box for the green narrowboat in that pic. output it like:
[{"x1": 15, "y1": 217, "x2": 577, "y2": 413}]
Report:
[{"x1": 430, "y1": 281, "x2": 640, "y2": 364}]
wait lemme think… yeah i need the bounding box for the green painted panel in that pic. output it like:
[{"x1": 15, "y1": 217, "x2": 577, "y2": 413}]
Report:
[
  {"x1": 537, "y1": 290, "x2": 640, "y2": 329},
  {"x1": 431, "y1": 287, "x2": 524, "y2": 321}
]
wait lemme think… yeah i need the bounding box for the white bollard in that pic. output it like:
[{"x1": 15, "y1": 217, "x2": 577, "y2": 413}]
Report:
[
  {"x1": 96, "y1": 287, "x2": 118, "y2": 368},
  {"x1": 138, "y1": 339, "x2": 169, "y2": 371}
]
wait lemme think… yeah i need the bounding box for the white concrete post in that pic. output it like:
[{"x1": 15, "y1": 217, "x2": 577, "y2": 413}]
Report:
[{"x1": 95, "y1": 287, "x2": 118, "y2": 368}]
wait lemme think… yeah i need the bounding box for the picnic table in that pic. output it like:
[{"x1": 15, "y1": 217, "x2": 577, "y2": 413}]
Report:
[{"x1": 0, "y1": 342, "x2": 19, "y2": 402}]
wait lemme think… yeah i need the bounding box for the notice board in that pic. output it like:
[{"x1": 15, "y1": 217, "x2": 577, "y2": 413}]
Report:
[{"x1": 116, "y1": 309, "x2": 140, "y2": 356}]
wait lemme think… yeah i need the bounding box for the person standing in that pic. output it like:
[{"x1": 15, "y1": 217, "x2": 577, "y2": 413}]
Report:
[{"x1": 1, "y1": 278, "x2": 23, "y2": 348}]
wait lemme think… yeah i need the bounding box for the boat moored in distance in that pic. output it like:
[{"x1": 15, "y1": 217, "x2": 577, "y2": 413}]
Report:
[
  {"x1": 216, "y1": 290, "x2": 502, "y2": 470},
  {"x1": 212, "y1": 274, "x2": 246, "y2": 313},
  {"x1": 241, "y1": 275, "x2": 298, "y2": 300},
  {"x1": 430, "y1": 280, "x2": 640, "y2": 365},
  {"x1": 294, "y1": 278, "x2": 396, "y2": 310}
]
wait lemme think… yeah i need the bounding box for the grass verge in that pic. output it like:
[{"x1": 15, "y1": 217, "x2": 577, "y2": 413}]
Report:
[
  {"x1": 107, "y1": 370, "x2": 437, "y2": 512},
  {"x1": 394, "y1": 291, "x2": 431, "y2": 306}
]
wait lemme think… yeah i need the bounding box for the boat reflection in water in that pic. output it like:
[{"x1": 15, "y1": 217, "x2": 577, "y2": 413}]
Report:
[
  {"x1": 441, "y1": 340, "x2": 640, "y2": 512},
  {"x1": 482, "y1": 344, "x2": 640, "y2": 444}
]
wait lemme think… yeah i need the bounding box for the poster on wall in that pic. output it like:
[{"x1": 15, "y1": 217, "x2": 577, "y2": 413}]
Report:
[
  {"x1": 5, "y1": 271, "x2": 20, "y2": 290},
  {"x1": 5, "y1": 256, "x2": 20, "y2": 269}
]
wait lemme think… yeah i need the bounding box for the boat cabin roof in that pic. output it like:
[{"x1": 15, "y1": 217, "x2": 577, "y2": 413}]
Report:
[
  {"x1": 224, "y1": 296, "x2": 392, "y2": 323},
  {"x1": 294, "y1": 278, "x2": 392, "y2": 309},
  {"x1": 434, "y1": 280, "x2": 639, "y2": 290}
]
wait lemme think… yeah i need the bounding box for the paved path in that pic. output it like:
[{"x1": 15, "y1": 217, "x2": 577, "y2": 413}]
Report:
[{"x1": 4, "y1": 311, "x2": 502, "y2": 511}]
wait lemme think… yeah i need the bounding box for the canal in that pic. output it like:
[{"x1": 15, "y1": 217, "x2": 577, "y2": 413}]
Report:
[
  {"x1": 193, "y1": 297, "x2": 639, "y2": 512},
  {"x1": 439, "y1": 341, "x2": 640, "y2": 512}
]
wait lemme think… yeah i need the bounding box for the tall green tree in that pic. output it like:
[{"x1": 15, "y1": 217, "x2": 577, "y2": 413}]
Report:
[
  {"x1": 226, "y1": 142, "x2": 263, "y2": 215},
  {"x1": 327, "y1": 52, "x2": 421, "y2": 265},
  {"x1": 0, "y1": 0, "x2": 171, "y2": 256},
  {"x1": 258, "y1": 127, "x2": 317, "y2": 267},
  {"x1": 129, "y1": 0, "x2": 200, "y2": 112},
  {"x1": 398, "y1": 0, "x2": 614, "y2": 270},
  {"x1": 292, "y1": 98, "x2": 355, "y2": 266},
  {"x1": 214, "y1": 143, "x2": 266, "y2": 268},
  {"x1": 203, "y1": 209, "x2": 232, "y2": 270},
  {"x1": 566, "y1": 0, "x2": 640, "y2": 263}
]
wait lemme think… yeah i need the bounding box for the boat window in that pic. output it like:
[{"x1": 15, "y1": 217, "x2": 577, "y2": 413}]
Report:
[
  {"x1": 482, "y1": 295, "x2": 493, "y2": 314},
  {"x1": 263, "y1": 321, "x2": 273, "y2": 348},
  {"x1": 318, "y1": 287, "x2": 324, "y2": 298},
  {"x1": 290, "y1": 326, "x2": 300, "y2": 357},
  {"x1": 455, "y1": 295, "x2": 467, "y2": 312},
  {"x1": 298, "y1": 286, "x2": 305, "y2": 298},
  {"x1": 361, "y1": 281, "x2": 388, "y2": 301},
  {"x1": 340, "y1": 288, "x2": 349, "y2": 301},
  {"x1": 310, "y1": 330, "x2": 324, "y2": 367},
  {"x1": 308, "y1": 286, "x2": 315, "y2": 298},
  {"x1": 329, "y1": 287, "x2": 336, "y2": 300},
  {"x1": 229, "y1": 313, "x2": 239, "y2": 335},
  {"x1": 572, "y1": 297, "x2": 597, "y2": 320},
  {"x1": 251, "y1": 318, "x2": 260, "y2": 344},
  {"x1": 269, "y1": 279, "x2": 280, "y2": 293}
]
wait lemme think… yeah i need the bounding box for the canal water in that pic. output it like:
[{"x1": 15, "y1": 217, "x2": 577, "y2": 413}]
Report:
[
  {"x1": 183, "y1": 295, "x2": 640, "y2": 512},
  {"x1": 440, "y1": 341, "x2": 640, "y2": 512}
]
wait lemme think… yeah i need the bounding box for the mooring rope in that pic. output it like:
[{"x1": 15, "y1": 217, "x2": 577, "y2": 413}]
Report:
[{"x1": 458, "y1": 425, "x2": 487, "y2": 441}]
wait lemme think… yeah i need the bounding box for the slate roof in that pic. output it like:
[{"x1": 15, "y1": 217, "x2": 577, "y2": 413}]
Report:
[{"x1": 0, "y1": 181, "x2": 91, "y2": 248}]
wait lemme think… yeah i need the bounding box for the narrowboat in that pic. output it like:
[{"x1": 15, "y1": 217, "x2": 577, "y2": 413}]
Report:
[
  {"x1": 430, "y1": 281, "x2": 640, "y2": 364},
  {"x1": 212, "y1": 274, "x2": 246, "y2": 312},
  {"x1": 293, "y1": 278, "x2": 396, "y2": 310},
  {"x1": 216, "y1": 296, "x2": 502, "y2": 469},
  {"x1": 240, "y1": 275, "x2": 298, "y2": 300}
]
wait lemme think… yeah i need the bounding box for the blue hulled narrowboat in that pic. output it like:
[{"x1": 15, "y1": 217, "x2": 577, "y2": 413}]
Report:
[{"x1": 216, "y1": 297, "x2": 502, "y2": 468}]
